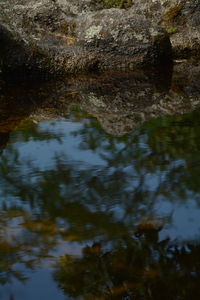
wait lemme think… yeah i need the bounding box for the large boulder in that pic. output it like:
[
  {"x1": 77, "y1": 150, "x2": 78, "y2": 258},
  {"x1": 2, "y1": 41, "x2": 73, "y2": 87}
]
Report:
[
  {"x1": 0, "y1": 0, "x2": 172, "y2": 75},
  {"x1": 129, "y1": 0, "x2": 200, "y2": 59},
  {"x1": 76, "y1": 9, "x2": 171, "y2": 70}
]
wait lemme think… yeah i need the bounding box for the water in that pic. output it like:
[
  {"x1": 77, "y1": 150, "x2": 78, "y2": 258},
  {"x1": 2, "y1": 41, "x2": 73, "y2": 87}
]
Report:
[{"x1": 1, "y1": 67, "x2": 200, "y2": 299}]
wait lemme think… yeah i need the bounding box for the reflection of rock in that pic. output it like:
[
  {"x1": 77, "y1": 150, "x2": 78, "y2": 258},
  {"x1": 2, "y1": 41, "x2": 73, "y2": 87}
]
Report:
[
  {"x1": 78, "y1": 65, "x2": 200, "y2": 135},
  {"x1": 1, "y1": 63, "x2": 200, "y2": 139},
  {"x1": 0, "y1": 133, "x2": 10, "y2": 154},
  {"x1": 97, "y1": 114, "x2": 146, "y2": 136},
  {"x1": 0, "y1": 80, "x2": 78, "y2": 130}
]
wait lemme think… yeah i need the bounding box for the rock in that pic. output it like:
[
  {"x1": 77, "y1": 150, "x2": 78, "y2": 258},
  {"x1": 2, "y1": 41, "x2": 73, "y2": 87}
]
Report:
[
  {"x1": 168, "y1": 1, "x2": 200, "y2": 58},
  {"x1": 129, "y1": 0, "x2": 200, "y2": 59},
  {"x1": 0, "y1": 0, "x2": 172, "y2": 76},
  {"x1": 55, "y1": 0, "x2": 102, "y2": 16},
  {"x1": 1, "y1": 63, "x2": 200, "y2": 137},
  {"x1": 76, "y1": 9, "x2": 171, "y2": 70},
  {"x1": 78, "y1": 66, "x2": 200, "y2": 135}
]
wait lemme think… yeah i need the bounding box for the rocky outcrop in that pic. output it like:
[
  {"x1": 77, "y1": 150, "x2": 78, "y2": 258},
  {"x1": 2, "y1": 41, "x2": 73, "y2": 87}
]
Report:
[
  {"x1": 0, "y1": 0, "x2": 200, "y2": 76},
  {"x1": 129, "y1": 0, "x2": 200, "y2": 59},
  {"x1": 0, "y1": 0, "x2": 171, "y2": 75}
]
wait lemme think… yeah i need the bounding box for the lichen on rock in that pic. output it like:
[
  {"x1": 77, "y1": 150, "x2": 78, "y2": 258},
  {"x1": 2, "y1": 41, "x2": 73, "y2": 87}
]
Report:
[
  {"x1": 0, "y1": 0, "x2": 172, "y2": 76},
  {"x1": 129, "y1": 0, "x2": 200, "y2": 59}
]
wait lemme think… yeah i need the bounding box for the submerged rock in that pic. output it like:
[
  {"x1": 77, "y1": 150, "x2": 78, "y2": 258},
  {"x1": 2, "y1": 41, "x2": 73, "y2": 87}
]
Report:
[{"x1": 0, "y1": 0, "x2": 171, "y2": 75}]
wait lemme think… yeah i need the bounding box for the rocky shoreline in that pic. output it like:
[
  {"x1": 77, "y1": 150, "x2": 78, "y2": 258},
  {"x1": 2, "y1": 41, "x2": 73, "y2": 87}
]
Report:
[{"x1": 0, "y1": 0, "x2": 199, "y2": 77}]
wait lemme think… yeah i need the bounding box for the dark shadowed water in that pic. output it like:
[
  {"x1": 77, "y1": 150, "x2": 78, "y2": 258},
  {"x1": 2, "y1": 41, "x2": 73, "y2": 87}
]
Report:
[{"x1": 1, "y1": 66, "x2": 200, "y2": 299}]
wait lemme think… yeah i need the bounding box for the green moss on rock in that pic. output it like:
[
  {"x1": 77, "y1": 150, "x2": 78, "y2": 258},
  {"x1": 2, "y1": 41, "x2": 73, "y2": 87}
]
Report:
[{"x1": 165, "y1": 26, "x2": 177, "y2": 35}]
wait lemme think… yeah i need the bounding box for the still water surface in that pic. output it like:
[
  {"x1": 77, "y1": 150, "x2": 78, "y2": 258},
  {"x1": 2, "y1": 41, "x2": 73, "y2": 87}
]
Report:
[{"x1": 1, "y1": 70, "x2": 200, "y2": 299}]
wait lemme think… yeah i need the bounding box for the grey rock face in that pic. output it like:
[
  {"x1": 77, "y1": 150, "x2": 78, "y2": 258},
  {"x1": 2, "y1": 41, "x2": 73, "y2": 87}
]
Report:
[
  {"x1": 0, "y1": 0, "x2": 172, "y2": 75},
  {"x1": 76, "y1": 9, "x2": 171, "y2": 69},
  {"x1": 129, "y1": 0, "x2": 200, "y2": 59},
  {"x1": 169, "y1": 0, "x2": 200, "y2": 58}
]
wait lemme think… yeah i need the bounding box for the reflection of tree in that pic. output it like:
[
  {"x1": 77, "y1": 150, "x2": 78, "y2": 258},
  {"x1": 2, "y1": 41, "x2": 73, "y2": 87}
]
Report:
[
  {"x1": 0, "y1": 106, "x2": 200, "y2": 298},
  {"x1": 0, "y1": 209, "x2": 58, "y2": 285},
  {"x1": 142, "y1": 111, "x2": 200, "y2": 199},
  {"x1": 54, "y1": 229, "x2": 200, "y2": 300},
  {"x1": 70, "y1": 108, "x2": 200, "y2": 202}
]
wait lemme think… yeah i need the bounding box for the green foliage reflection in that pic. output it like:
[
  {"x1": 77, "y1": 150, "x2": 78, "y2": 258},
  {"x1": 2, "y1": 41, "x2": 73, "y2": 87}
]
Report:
[
  {"x1": 54, "y1": 230, "x2": 200, "y2": 300},
  {"x1": 0, "y1": 107, "x2": 200, "y2": 298}
]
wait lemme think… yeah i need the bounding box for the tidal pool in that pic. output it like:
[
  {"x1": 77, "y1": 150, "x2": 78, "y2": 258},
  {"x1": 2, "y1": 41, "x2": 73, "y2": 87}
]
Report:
[{"x1": 1, "y1": 68, "x2": 200, "y2": 299}]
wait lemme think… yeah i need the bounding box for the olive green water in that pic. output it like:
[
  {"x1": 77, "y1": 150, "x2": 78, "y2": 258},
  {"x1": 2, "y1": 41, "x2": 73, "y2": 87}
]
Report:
[{"x1": 1, "y1": 69, "x2": 200, "y2": 299}]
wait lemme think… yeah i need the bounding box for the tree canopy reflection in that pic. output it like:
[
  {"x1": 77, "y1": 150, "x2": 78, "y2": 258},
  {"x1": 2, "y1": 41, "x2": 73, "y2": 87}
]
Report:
[
  {"x1": 0, "y1": 108, "x2": 200, "y2": 298},
  {"x1": 54, "y1": 229, "x2": 200, "y2": 300}
]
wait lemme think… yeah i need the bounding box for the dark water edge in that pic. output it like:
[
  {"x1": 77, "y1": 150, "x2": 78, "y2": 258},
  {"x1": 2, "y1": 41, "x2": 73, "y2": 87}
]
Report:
[{"x1": 1, "y1": 64, "x2": 200, "y2": 299}]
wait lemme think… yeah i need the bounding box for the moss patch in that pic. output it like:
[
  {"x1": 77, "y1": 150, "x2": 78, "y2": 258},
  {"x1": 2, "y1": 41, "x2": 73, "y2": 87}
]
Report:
[{"x1": 165, "y1": 26, "x2": 177, "y2": 35}]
